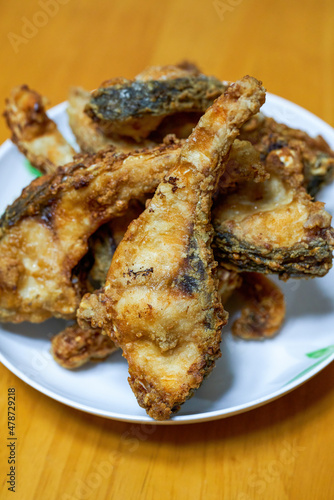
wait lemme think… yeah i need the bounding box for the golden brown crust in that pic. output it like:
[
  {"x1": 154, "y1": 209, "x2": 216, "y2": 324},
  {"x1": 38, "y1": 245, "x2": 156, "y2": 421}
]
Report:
[
  {"x1": 4, "y1": 85, "x2": 75, "y2": 174},
  {"x1": 218, "y1": 139, "x2": 269, "y2": 193}
]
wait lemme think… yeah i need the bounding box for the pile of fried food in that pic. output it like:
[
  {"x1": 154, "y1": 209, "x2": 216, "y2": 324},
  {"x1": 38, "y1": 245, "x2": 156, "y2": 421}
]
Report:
[{"x1": 1, "y1": 62, "x2": 334, "y2": 420}]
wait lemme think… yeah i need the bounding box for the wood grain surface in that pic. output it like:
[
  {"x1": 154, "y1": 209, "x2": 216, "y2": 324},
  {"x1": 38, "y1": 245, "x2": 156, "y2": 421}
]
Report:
[{"x1": 0, "y1": 1, "x2": 334, "y2": 499}]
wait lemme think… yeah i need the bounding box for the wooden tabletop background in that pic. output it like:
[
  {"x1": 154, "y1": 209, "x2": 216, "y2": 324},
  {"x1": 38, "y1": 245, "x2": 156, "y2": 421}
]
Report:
[{"x1": 0, "y1": 1, "x2": 334, "y2": 498}]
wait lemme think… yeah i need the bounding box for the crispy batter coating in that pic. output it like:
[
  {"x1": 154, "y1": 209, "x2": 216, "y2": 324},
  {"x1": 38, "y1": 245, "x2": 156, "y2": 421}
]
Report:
[
  {"x1": 4, "y1": 85, "x2": 75, "y2": 174},
  {"x1": 218, "y1": 138, "x2": 268, "y2": 193},
  {"x1": 52, "y1": 204, "x2": 146, "y2": 369},
  {"x1": 0, "y1": 143, "x2": 181, "y2": 323},
  {"x1": 240, "y1": 114, "x2": 334, "y2": 196},
  {"x1": 231, "y1": 273, "x2": 285, "y2": 339},
  {"x1": 51, "y1": 323, "x2": 117, "y2": 369},
  {"x1": 213, "y1": 145, "x2": 334, "y2": 278},
  {"x1": 78, "y1": 76, "x2": 266, "y2": 420}
]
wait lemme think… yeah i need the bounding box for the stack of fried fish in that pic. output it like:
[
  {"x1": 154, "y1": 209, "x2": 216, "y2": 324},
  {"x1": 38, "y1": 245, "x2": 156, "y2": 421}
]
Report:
[{"x1": 1, "y1": 63, "x2": 334, "y2": 419}]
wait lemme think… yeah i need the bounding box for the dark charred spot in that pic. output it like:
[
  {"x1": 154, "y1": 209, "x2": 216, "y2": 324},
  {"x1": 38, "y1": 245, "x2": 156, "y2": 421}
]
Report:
[
  {"x1": 157, "y1": 190, "x2": 165, "y2": 199},
  {"x1": 177, "y1": 274, "x2": 199, "y2": 294},
  {"x1": 267, "y1": 140, "x2": 287, "y2": 152},
  {"x1": 203, "y1": 316, "x2": 214, "y2": 330},
  {"x1": 40, "y1": 203, "x2": 55, "y2": 227},
  {"x1": 73, "y1": 177, "x2": 90, "y2": 190},
  {"x1": 123, "y1": 267, "x2": 154, "y2": 278},
  {"x1": 174, "y1": 233, "x2": 206, "y2": 295},
  {"x1": 259, "y1": 138, "x2": 288, "y2": 161},
  {"x1": 166, "y1": 176, "x2": 179, "y2": 192}
]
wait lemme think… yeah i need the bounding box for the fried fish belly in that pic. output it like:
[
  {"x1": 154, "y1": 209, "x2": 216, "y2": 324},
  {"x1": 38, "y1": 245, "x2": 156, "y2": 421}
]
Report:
[
  {"x1": 240, "y1": 114, "x2": 334, "y2": 196},
  {"x1": 78, "y1": 76, "x2": 266, "y2": 420},
  {"x1": 213, "y1": 145, "x2": 334, "y2": 278},
  {"x1": 4, "y1": 85, "x2": 76, "y2": 174},
  {"x1": 84, "y1": 67, "x2": 226, "y2": 141},
  {"x1": 0, "y1": 143, "x2": 180, "y2": 323}
]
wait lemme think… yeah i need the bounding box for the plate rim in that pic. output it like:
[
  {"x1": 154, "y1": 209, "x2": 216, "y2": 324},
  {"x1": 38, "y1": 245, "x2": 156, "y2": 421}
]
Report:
[{"x1": 1, "y1": 345, "x2": 333, "y2": 425}]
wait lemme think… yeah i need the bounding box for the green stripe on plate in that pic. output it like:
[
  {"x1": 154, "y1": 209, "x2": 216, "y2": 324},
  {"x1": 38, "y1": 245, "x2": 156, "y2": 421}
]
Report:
[{"x1": 24, "y1": 159, "x2": 42, "y2": 178}]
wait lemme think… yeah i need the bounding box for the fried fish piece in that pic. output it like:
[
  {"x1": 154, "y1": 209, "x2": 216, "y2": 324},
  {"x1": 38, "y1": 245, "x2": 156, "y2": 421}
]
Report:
[
  {"x1": 240, "y1": 113, "x2": 334, "y2": 196},
  {"x1": 231, "y1": 272, "x2": 285, "y2": 339},
  {"x1": 0, "y1": 143, "x2": 181, "y2": 323},
  {"x1": 84, "y1": 67, "x2": 226, "y2": 141},
  {"x1": 4, "y1": 85, "x2": 76, "y2": 174},
  {"x1": 67, "y1": 87, "x2": 157, "y2": 154},
  {"x1": 67, "y1": 64, "x2": 204, "y2": 153},
  {"x1": 51, "y1": 199, "x2": 240, "y2": 372},
  {"x1": 78, "y1": 76, "x2": 266, "y2": 420},
  {"x1": 51, "y1": 323, "x2": 117, "y2": 369},
  {"x1": 213, "y1": 145, "x2": 334, "y2": 278}
]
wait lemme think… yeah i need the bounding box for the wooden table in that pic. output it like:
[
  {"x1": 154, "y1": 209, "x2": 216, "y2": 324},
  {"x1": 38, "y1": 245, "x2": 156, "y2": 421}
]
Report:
[{"x1": 0, "y1": 1, "x2": 333, "y2": 498}]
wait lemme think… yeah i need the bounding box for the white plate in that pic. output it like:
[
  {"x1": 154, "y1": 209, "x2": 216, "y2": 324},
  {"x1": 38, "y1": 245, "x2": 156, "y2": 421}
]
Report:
[{"x1": 0, "y1": 94, "x2": 334, "y2": 425}]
